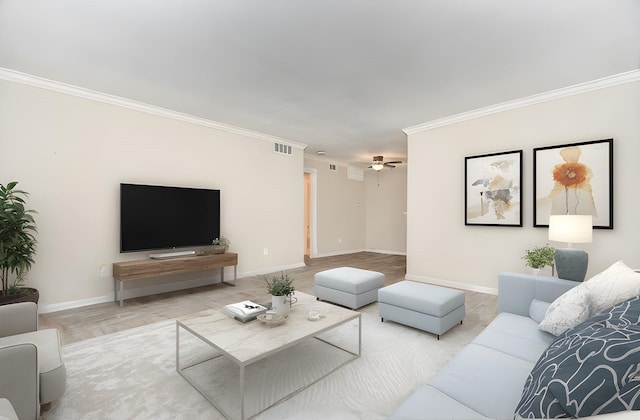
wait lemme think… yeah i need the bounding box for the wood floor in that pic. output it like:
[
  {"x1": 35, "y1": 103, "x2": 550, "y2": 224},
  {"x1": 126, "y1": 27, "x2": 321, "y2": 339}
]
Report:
[{"x1": 39, "y1": 252, "x2": 498, "y2": 345}]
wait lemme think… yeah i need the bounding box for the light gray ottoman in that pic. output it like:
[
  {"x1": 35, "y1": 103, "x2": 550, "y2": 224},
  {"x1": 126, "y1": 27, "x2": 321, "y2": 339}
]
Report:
[
  {"x1": 314, "y1": 267, "x2": 386, "y2": 309},
  {"x1": 378, "y1": 281, "x2": 465, "y2": 339}
]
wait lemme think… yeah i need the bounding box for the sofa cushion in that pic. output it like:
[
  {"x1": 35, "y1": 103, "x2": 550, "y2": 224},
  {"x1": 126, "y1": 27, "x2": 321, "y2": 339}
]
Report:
[
  {"x1": 387, "y1": 384, "x2": 490, "y2": 420},
  {"x1": 516, "y1": 296, "x2": 640, "y2": 418},
  {"x1": 428, "y1": 343, "x2": 534, "y2": 419},
  {"x1": 474, "y1": 313, "x2": 555, "y2": 363},
  {"x1": 528, "y1": 299, "x2": 550, "y2": 324}
]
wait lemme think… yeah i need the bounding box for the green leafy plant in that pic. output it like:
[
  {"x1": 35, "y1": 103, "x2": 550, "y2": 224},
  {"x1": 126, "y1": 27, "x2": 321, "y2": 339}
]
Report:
[
  {"x1": 265, "y1": 271, "x2": 295, "y2": 297},
  {"x1": 522, "y1": 244, "x2": 555, "y2": 270},
  {"x1": 211, "y1": 236, "x2": 230, "y2": 247},
  {"x1": 0, "y1": 182, "x2": 37, "y2": 296}
]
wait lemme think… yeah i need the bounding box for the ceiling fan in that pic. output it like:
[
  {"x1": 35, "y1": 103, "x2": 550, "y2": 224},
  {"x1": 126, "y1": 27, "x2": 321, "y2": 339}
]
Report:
[{"x1": 368, "y1": 155, "x2": 402, "y2": 171}]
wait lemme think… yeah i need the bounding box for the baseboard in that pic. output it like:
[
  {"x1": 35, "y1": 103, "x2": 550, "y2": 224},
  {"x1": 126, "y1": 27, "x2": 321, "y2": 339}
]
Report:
[
  {"x1": 363, "y1": 248, "x2": 407, "y2": 256},
  {"x1": 404, "y1": 274, "x2": 498, "y2": 296},
  {"x1": 312, "y1": 249, "x2": 406, "y2": 258},
  {"x1": 38, "y1": 263, "x2": 307, "y2": 314}
]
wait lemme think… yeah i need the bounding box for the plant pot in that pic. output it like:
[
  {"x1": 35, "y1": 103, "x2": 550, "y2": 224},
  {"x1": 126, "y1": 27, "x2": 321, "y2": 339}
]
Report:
[
  {"x1": 530, "y1": 268, "x2": 542, "y2": 276},
  {"x1": 211, "y1": 245, "x2": 227, "y2": 254},
  {"x1": 271, "y1": 295, "x2": 290, "y2": 317},
  {"x1": 0, "y1": 287, "x2": 39, "y2": 306}
]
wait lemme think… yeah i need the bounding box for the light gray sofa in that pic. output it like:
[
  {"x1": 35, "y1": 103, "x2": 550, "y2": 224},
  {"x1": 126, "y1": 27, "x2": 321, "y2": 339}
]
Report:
[
  {"x1": 388, "y1": 272, "x2": 583, "y2": 419},
  {"x1": 0, "y1": 302, "x2": 66, "y2": 420}
]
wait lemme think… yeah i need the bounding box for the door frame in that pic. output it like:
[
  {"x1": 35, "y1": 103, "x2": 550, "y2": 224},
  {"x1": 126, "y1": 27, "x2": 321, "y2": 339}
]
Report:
[{"x1": 304, "y1": 168, "x2": 318, "y2": 257}]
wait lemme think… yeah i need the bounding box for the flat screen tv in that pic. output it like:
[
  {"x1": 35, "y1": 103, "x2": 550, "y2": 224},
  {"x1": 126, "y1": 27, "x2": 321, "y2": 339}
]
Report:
[{"x1": 120, "y1": 183, "x2": 220, "y2": 253}]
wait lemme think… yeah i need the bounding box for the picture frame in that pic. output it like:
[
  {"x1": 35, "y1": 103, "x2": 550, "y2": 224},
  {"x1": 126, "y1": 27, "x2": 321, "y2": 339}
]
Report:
[
  {"x1": 533, "y1": 138, "x2": 613, "y2": 229},
  {"x1": 465, "y1": 150, "x2": 523, "y2": 227}
]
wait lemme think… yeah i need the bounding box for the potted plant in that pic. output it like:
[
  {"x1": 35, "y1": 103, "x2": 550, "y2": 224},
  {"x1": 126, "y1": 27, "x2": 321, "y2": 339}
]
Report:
[
  {"x1": 266, "y1": 271, "x2": 295, "y2": 316},
  {"x1": 522, "y1": 244, "x2": 555, "y2": 275},
  {"x1": 0, "y1": 182, "x2": 39, "y2": 305},
  {"x1": 211, "y1": 236, "x2": 230, "y2": 254}
]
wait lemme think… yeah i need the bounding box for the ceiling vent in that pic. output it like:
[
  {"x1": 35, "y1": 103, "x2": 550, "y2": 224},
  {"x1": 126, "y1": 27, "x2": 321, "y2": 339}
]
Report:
[{"x1": 274, "y1": 142, "x2": 292, "y2": 156}]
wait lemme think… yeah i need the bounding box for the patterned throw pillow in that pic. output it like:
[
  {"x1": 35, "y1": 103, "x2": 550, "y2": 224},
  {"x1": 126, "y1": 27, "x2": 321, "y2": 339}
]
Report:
[{"x1": 516, "y1": 296, "x2": 640, "y2": 418}]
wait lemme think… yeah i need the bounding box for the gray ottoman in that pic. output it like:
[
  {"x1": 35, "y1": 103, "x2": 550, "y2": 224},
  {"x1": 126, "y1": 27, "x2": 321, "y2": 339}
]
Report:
[
  {"x1": 378, "y1": 281, "x2": 465, "y2": 339},
  {"x1": 314, "y1": 267, "x2": 386, "y2": 309}
]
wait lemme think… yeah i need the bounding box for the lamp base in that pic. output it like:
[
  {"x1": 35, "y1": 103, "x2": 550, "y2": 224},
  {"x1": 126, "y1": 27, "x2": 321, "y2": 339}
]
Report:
[{"x1": 555, "y1": 248, "x2": 588, "y2": 282}]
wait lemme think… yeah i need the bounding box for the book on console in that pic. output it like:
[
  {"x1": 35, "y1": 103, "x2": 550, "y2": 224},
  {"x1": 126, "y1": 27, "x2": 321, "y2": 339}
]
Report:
[{"x1": 221, "y1": 300, "x2": 269, "y2": 323}]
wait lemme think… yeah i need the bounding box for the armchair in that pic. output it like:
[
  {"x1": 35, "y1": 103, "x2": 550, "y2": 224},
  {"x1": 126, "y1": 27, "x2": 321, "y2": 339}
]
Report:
[{"x1": 0, "y1": 302, "x2": 66, "y2": 420}]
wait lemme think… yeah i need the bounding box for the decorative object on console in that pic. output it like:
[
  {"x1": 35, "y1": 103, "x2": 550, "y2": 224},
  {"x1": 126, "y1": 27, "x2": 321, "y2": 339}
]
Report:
[
  {"x1": 521, "y1": 244, "x2": 555, "y2": 275},
  {"x1": 533, "y1": 138, "x2": 613, "y2": 229},
  {"x1": 464, "y1": 150, "x2": 523, "y2": 227},
  {"x1": 211, "y1": 236, "x2": 230, "y2": 254},
  {"x1": 548, "y1": 214, "x2": 592, "y2": 281},
  {"x1": 0, "y1": 182, "x2": 39, "y2": 305},
  {"x1": 266, "y1": 271, "x2": 295, "y2": 316}
]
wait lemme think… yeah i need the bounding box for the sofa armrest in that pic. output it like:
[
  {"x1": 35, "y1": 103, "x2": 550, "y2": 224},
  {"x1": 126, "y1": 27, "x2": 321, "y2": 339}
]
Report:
[
  {"x1": 498, "y1": 272, "x2": 578, "y2": 317},
  {"x1": 0, "y1": 302, "x2": 38, "y2": 337},
  {"x1": 0, "y1": 343, "x2": 39, "y2": 420}
]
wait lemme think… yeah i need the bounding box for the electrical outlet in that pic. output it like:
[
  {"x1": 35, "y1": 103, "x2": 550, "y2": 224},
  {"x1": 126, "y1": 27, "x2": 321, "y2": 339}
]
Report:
[{"x1": 99, "y1": 264, "x2": 111, "y2": 278}]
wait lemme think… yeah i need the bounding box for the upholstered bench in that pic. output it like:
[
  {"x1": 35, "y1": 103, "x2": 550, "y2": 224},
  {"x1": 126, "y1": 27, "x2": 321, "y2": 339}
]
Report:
[
  {"x1": 378, "y1": 281, "x2": 465, "y2": 339},
  {"x1": 314, "y1": 267, "x2": 386, "y2": 309}
]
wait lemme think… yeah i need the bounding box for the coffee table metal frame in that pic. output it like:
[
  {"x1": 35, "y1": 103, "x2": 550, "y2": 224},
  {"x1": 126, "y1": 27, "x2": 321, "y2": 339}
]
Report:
[{"x1": 176, "y1": 294, "x2": 361, "y2": 420}]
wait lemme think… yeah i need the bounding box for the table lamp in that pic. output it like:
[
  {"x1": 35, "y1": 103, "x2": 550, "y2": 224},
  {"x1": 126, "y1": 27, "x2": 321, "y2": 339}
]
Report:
[{"x1": 548, "y1": 215, "x2": 592, "y2": 281}]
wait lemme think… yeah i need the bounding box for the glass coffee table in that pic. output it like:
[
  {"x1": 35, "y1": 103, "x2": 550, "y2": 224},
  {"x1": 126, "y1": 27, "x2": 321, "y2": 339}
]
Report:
[{"x1": 176, "y1": 291, "x2": 361, "y2": 419}]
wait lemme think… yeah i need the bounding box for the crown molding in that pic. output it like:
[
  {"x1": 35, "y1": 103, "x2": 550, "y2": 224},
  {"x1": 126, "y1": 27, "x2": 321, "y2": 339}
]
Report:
[
  {"x1": 403, "y1": 69, "x2": 640, "y2": 135},
  {"x1": 0, "y1": 67, "x2": 307, "y2": 150}
]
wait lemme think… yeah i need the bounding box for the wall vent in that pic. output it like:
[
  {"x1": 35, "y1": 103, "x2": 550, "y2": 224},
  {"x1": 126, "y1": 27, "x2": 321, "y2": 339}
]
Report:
[
  {"x1": 274, "y1": 142, "x2": 293, "y2": 156},
  {"x1": 347, "y1": 165, "x2": 364, "y2": 181},
  {"x1": 329, "y1": 164, "x2": 337, "y2": 171}
]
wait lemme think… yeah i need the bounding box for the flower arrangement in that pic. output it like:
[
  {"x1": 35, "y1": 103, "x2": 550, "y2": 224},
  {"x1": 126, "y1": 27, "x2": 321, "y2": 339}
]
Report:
[{"x1": 522, "y1": 245, "x2": 556, "y2": 270}]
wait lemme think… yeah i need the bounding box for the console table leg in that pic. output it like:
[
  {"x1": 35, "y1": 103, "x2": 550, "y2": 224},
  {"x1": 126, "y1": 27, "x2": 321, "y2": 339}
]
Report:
[{"x1": 119, "y1": 280, "x2": 124, "y2": 307}]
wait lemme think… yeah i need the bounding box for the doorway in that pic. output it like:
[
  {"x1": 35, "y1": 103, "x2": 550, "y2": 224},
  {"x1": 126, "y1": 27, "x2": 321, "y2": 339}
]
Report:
[{"x1": 303, "y1": 168, "x2": 317, "y2": 258}]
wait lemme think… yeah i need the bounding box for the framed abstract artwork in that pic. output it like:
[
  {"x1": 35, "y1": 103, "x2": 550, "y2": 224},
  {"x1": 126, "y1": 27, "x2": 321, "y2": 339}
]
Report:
[
  {"x1": 465, "y1": 150, "x2": 523, "y2": 227},
  {"x1": 533, "y1": 138, "x2": 613, "y2": 229}
]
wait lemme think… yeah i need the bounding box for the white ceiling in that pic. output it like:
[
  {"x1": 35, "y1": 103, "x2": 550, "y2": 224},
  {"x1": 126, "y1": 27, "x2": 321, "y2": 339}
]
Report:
[{"x1": 1, "y1": 1, "x2": 638, "y2": 164}]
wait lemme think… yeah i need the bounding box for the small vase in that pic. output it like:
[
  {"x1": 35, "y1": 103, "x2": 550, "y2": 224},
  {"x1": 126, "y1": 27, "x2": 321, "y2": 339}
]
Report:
[
  {"x1": 271, "y1": 295, "x2": 289, "y2": 317},
  {"x1": 211, "y1": 245, "x2": 227, "y2": 254},
  {"x1": 530, "y1": 268, "x2": 542, "y2": 276}
]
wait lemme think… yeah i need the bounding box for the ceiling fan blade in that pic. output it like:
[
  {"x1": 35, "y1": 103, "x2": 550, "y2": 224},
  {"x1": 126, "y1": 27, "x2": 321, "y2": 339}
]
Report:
[
  {"x1": 384, "y1": 163, "x2": 396, "y2": 168},
  {"x1": 385, "y1": 161, "x2": 402, "y2": 165}
]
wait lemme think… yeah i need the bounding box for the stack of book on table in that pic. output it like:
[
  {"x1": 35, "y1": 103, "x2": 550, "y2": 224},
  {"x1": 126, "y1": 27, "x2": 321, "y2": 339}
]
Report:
[{"x1": 221, "y1": 300, "x2": 269, "y2": 322}]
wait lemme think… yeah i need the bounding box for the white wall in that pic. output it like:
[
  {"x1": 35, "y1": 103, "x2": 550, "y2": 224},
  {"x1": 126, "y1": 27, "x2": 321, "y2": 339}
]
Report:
[
  {"x1": 0, "y1": 79, "x2": 305, "y2": 310},
  {"x1": 406, "y1": 80, "x2": 640, "y2": 293},
  {"x1": 365, "y1": 165, "x2": 407, "y2": 254},
  {"x1": 303, "y1": 158, "x2": 408, "y2": 257},
  {"x1": 303, "y1": 159, "x2": 366, "y2": 256}
]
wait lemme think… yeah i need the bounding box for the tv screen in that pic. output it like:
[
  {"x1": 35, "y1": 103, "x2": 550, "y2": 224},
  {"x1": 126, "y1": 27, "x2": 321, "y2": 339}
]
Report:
[{"x1": 120, "y1": 183, "x2": 220, "y2": 253}]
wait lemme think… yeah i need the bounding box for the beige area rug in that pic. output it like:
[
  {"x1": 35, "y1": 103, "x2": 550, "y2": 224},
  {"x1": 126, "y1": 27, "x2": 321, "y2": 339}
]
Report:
[{"x1": 43, "y1": 308, "x2": 483, "y2": 420}]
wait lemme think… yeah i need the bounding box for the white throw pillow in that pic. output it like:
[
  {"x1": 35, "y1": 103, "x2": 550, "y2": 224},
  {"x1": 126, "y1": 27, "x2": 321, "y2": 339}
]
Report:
[
  {"x1": 583, "y1": 260, "x2": 640, "y2": 314},
  {"x1": 539, "y1": 286, "x2": 593, "y2": 336}
]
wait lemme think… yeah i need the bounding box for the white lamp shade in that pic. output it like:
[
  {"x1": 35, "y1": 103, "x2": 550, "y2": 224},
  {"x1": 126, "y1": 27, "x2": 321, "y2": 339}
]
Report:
[
  {"x1": 371, "y1": 162, "x2": 384, "y2": 171},
  {"x1": 548, "y1": 215, "x2": 593, "y2": 244}
]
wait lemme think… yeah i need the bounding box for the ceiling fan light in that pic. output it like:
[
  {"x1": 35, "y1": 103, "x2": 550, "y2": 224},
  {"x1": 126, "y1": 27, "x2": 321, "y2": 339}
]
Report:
[{"x1": 371, "y1": 162, "x2": 384, "y2": 171}]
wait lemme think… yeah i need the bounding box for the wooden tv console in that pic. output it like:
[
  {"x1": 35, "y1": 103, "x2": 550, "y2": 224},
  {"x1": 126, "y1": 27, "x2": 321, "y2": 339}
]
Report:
[{"x1": 112, "y1": 252, "x2": 238, "y2": 307}]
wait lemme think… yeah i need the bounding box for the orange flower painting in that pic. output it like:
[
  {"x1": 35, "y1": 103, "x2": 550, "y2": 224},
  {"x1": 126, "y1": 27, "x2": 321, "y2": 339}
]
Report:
[
  {"x1": 547, "y1": 146, "x2": 596, "y2": 216},
  {"x1": 534, "y1": 139, "x2": 612, "y2": 229}
]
